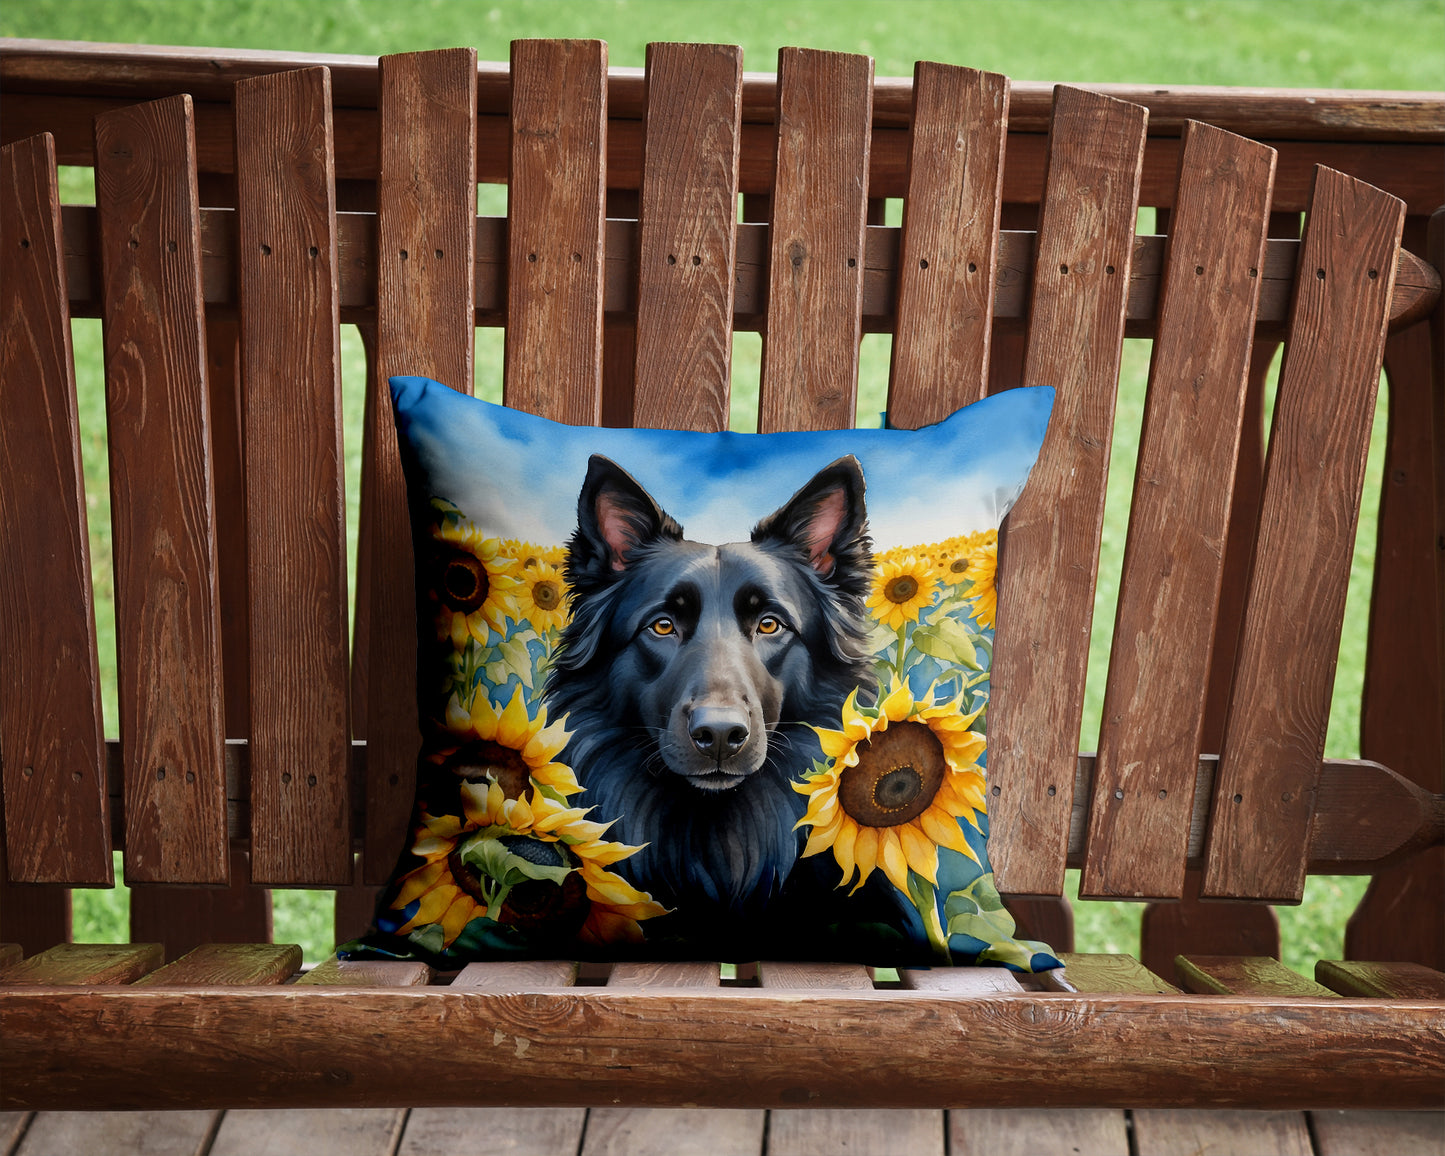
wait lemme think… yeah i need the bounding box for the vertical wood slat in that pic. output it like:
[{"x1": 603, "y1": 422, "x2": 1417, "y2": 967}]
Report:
[
  {"x1": 631, "y1": 42, "x2": 742, "y2": 432},
  {"x1": 233, "y1": 68, "x2": 352, "y2": 885},
  {"x1": 93, "y1": 95, "x2": 229, "y2": 884},
  {"x1": 1204, "y1": 166, "x2": 1406, "y2": 903},
  {"x1": 0, "y1": 133, "x2": 111, "y2": 885},
  {"x1": 0, "y1": 870, "x2": 70, "y2": 956},
  {"x1": 1081, "y1": 122, "x2": 1276, "y2": 901},
  {"x1": 362, "y1": 48, "x2": 478, "y2": 884},
  {"x1": 504, "y1": 39, "x2": 607, "y2": 425},
  {"x1": 888, "y1": 63, "x2": 1009, "y2": 428},
  {"x1": 758, "y1": 48, "x2": 874, "y2": 434},
  {"x1": 128, "y1": 846, "x2": 271, "y2": 962},
  {"x1": 985, "y1": 88, "x2": 1148, "y2": 896}
]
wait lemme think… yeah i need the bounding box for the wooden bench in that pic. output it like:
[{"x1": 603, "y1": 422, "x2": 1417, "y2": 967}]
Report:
[{"x1": 1, "y1": 37, "x2": 1443, "y2": 1136}]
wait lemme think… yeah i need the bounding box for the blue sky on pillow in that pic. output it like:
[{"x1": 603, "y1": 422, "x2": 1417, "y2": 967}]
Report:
[{"x1": 367, "y1": 377, "x2": 1059, "y2": 969}]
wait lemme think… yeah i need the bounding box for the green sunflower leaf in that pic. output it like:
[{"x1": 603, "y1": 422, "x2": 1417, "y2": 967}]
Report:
[
  {"x1": 911, "y1": 616, "x2": 980, "y2": 670},
  {"x1": 458, "y1": 834, "x2": 572, "y2": 891},
  {"x1": 977, "y1": 938, "x2": 1037, "y2": 970},
  {"x1": 944, "y1": 872, "x2": 1020, "y2": 944}
]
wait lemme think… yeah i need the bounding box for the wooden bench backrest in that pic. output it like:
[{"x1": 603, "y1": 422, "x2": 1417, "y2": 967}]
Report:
[{"x1": 0, "y1": 44, "x2": 1435, "y2": 945}]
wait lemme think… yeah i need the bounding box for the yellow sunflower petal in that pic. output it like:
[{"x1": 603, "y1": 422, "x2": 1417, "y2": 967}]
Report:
[
  {"x1": 878, "y1": 829, "x2": 912, "y2": 894},
  {"x1": 497, "y1": 686, "x2": 533, "y2": 749},
  {"x1": 851, "y1": 826, "x2": 880, "y2": 893},
  {"x1": 394, "y1": 859, "x2": 447, "y2": 907},
  {"x1": 438, "y1": 892, "x2": 481, "y2": 945},
  {"x1": 919, "y1": 805, "x2": 974, "y2": 856},
  {"x1": 801, "y1": 812, "x2": 845, "y2": 859},
  {"x1": 831, "y1": 820, "x2": 859, "y2": 888},
  {"x1": 397, "y1": 881, "x2": 462, "y2": 933},
  {"x1": 449, "y1": 611, "x2": 470, "y2": 650},
  {"x1": 898, "y1": 821, "x2": 939, "y2": 885}
]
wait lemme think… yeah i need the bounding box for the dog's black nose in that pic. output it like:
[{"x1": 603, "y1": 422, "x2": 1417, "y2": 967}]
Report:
[{"x1": 690, "y1": 708, "x2": 750, "y2": 759}]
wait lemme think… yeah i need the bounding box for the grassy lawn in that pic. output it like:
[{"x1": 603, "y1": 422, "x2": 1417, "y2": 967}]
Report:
[{"x1": 10, "y1": 0, "x2": 1441, "y2": 968}]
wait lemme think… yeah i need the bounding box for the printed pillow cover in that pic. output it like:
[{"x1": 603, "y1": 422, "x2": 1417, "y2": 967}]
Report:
[{"x1": 344, "y1": 376, "x2": 1061, "y2": 972}]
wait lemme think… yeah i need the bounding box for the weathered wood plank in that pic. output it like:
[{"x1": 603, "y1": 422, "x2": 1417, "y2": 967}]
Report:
[
  {"x1": 132, "y1": 942, "x2": 301, "y2": 986},
  {"x1": 1083, "y1": 122, "x2": 1275, "y2": 901},
  {"x1": 209, "y1": 1109, "x2": 404, "y2": 1156},
  {"x1": 0, "y1": 132, "x2": 110, "y2": 885},
  {"x1": 949, "y1": 1109, "x2": 1128, "y2": 1156},
  {"x1": 0, "y1": 878, "x2": 69, "y2": 958},
  {"x1": 758, "y1": 47, "x2": 873, "y2": 433},
  {"x1": 505, "y1": 39, "x2": 606, "y2": 424},
  {"x1": 768, "y1": 1110, "x2": 944, "y2": 1156},
  {"x1": 899, "y1": 967, "x2": 1024, "y2": 993},
  {"x1": 14, "y1": 1110, "x2": 218, "y2": 1156},
  {"x1": 987, "y1": 87, "x2": 1148, "y2": 896},
  {"x1": 402, "y1": 1108, "x2": 587, "y2": 1156},
  {"x1": 888, "y1": 63, "x2": 1009, "y2": 426},
  {"x1": 297, "y1": 955, "x2": 432, "y2": 987},
  {"x1": 362, "y1": 48, "x2": 478, "y2": 885},
  {"x1": 1316, "y1": 960, "x2": 1445, "y2": 999},
  {"x1": 583, "y1": 1108, "x2": 762, "y2": 1156},
  {"x1": 608, "y1": 961, "x2": 719, "y2": 988},
  {"x1": 1057, "y1": 953, "x2": 1181, "y2": 994},
  {"x1": 233, "y1": 67, "x2": 352, "y2": 885},
  {"x1": 128, "y1": 846, "x2": 272, "y2": 963},
  {"x1": 1139, "y1": 869, "x2": 1280, "y2": 984},
  {"x1": 0, "y1": 942, "x2": 162, "y2": 985},
  {"x1": 631, "y1": 42, "x2": 741, "y2": 432},
  {"x1": 1204, "y1": 167, "x2": 1406, "y2": 902},
  {"x1": 1310, "y1": 1110, "x2": 1445, "y2": 1156},
  {"x1": 93, "y1": 94, "x2": 229, "y2": 886},
  {"x1": 0, "y1": 945, "x2": 20, "y2": 967},
  {"x1": 1175, "y1": 955, "x2": 1336, "y2": 997},
  {"x1": 0, "y1": 1112, "x2": 31, "y2": 1154},
  {"x1": 452, "y1": 960, "x2": 579, "y2": 988},
  {"x1": 1132, "y1": 1110, "x2": 1313, "y2": 1156},
  {"x1": 3, "y1": 988, "x2": 1442, "y2": 1110},
  {"x1": 758, "y1": 962, "x2": 873, "y2": 990}
]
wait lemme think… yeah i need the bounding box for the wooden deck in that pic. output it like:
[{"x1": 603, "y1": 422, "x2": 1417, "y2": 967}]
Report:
[{"x1": 3, "y1": 1107, "x2": 1442, "y2": 1155}]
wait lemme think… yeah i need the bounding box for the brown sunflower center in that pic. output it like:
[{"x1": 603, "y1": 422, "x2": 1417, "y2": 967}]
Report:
[
  {"x1": 532, "y1": 578, "x2": 562, "y2": 611},
  {"x1": 447, "y1": 837, "x2": 590, "y2": 939},
  {"x1": 444, "y1": 740, "x2": 531, "y2": 798},
  {"x1": 436, "y1": 549, "x2": 489, "y2": 613},
  {"x1": 838, "y1": 720, "x2": 946, "y2": 827},
  {"x1": 884, "y1": 574, "x2": 920, "y2": 604},
  {"x1": 949, "y1": 557, "x2": 969, "y2": 574}
]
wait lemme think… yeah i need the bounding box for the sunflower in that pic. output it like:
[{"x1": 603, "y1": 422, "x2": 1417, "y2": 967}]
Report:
[
  {"x1": 512, "y1": 559, "x2": 569, "y2": 634},
  {"x1": 866, "y1": 555, "x2": 938, "y2": 629},
  {"x1": 429, "y1": 521, "x2": 523, "y2": 647},
  {"x1": 434, "y1": 685, "x2": 583, "y2": 802},
  {"x1": 962, "y1": 541, "x2": 998, "y2": 628},
  {"x1": 795, "y1": 679, "x2": 988, "y2": 897}
]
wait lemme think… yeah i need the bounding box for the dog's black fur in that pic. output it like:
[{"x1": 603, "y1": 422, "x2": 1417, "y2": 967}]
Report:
[{"x1": 544, "y1": 455, "x2": 874, "y2": 922}]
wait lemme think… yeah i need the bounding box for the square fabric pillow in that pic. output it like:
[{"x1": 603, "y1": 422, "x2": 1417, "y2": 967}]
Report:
[{"x1": 344, "y1": 378, "x2": 1060, "y2": 972}]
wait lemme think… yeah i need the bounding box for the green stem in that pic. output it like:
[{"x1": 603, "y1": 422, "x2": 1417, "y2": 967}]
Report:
[{"x1": 894, "y1": 623, "x2": 909, "y2": 677}]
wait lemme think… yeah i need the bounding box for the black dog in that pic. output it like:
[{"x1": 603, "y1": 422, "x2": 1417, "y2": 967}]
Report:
[{"x1": 544, "y1": 454, "x2": 875, "y2": 924}]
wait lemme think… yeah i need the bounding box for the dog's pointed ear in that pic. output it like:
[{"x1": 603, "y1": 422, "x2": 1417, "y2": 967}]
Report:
[
  {"x1": 573, "y1": 455, "x2": 683, "y2": 576},
  {"x1": 752, "y1": 455, "x2": 868, "y2": 579}
]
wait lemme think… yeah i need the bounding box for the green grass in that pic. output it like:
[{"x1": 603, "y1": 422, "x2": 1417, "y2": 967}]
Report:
[{"x1": 29, "y1": 0, "x2": 1444, "y2": 968}]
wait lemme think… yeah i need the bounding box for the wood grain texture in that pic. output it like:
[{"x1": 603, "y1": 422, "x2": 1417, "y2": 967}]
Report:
[
  {"x1": 757, "y1": 48, "x2": 873, "y2": 434},
  {"x1": 949, "y1": 1109, "x2": 1128, "y2": 1156},
  {"x1": 631, "y1": 43, "x2": 741, "y2": 432},
  {"x1": 14, "y1": 1110, "x2": 219, "y2": 1156},
  {"x1": 3, "y1": 987, "x2": 1442, "y2": 1110},
  {"x1": 768, "y1": 1110, "x2": 943, "y2": 1156},
  {"x1": 1316, "y1": 959, "x2": 1445, "y2": 999},
  {"x1": 1132, "y1": 1110, "x2": 1312, "y2": 1156},
  {"x1": 403, "y1": 1108, "x2": 587, "y2": 1156},
  {"x1": 1139, "y1": 870, "x2": 1279, "y2": 982},
  {"x1": 1311, "y1": 1110, "x2": 1445, "y2": 1156},
  {"x1": 1057, "y1": 953, "x2": 1181, "y2": 994},
  {"x1": 233, "y1": 67, "x2": 352, "y2": 886},
  {"x1": 505, "y1": 39, "x2": 606, "y2": 424},
  {"x1": 452, "y1": 960, "x2": 579, "y2": 988},
  {"x1": 986, "y1": 87, "x2": 1148, "y2": 896},
  {"x1": 1083, "y1": 123, "x2": 1275, "y2": 900},
  {"x1": 208, "y1": 1109, "x2": 404, "y2": 1156},
  {"x1": 93, "y1": 95, "x2": 229, "y2": 885},
  {"x1": 583, "y1": 1109, "x2": 762, "y2": 1156},
  {"x1": 0, "y1": 942, "x2": 162, "y2": 985},
  {"x1": 899, "y1": 967, "x2": 1024, "y2": 993},
  {"x1": 0, "y1": 944, "x2": 19, "y2": 967},
  {"x1": 132, "y1": 942, "x2": 301, "y2": 986},
  {"x1": 757, "y1": 962, "x2": 873, "y2": 990},
  {"x1": 128, "y1": 847, "x2": 271, "y2": 962},
  {"x1": 362, "y1": 49, "x2": 478, "y2": 885},
  {"x1": 0, "y1": 873, "x2": 69, "y2": 956},
  {"x1": 1347, "y1": 852, "x2": 1445, "y2": 971},
  {"x1": 1204, "y1": 167, "x2": 1406, "y2": 903},
  {"x1": 888, "y1": 63, "x2": 1009, "y2": 427},
  {"x1": 0, "y1": 133, "x2": 111, "y2": 885},
  {"x1": 1432, "y1": 210, "x2": 1445, "y2": 783},
  {"x1": 0, "y1": 1112, "x2": 31, "y2": 1154},
  {"x1": 1176, "y1": 955, "x2": 1336, "y2": 997},
  {"x1": 608, "y1": 961, "x2": 719, "y2": 988},
  {"x1": 297, "y1": 955, "x2": 432, "y2": 987}
]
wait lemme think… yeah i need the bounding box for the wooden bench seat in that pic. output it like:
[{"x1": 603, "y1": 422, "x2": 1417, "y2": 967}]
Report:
[{"x1": 1, "y1": 37, "x2": 1442, "y2": 1115}]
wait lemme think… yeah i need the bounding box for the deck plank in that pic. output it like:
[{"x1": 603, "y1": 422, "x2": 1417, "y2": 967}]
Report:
[
  {"x1": 768, "y1": 1110, "x2": 944, "y2": 1156},
  {"x1": 209, "y1": 1110, "x2": 403, "y2": 1156},
  {"x1": 1310, "y1": 1110, "x2": 1445, "y2": 1156},
  {"x1": 949, "y1": 1109, "x2": 1128, "y2": 1155},
  {"x1": 1132, "y1": 1110, "x2": 1313, "y2": 1156},
  {"x1": 400, "y1": 1109, "x2": 587, "y2": 1156},
  {"x1": 582, "y1": 1109, "x2": 762, "y2": 1156},
  {"x1": 1316, "y1": 960, "x2": 1445, "y2": 999},
  {"x1": 15, "y1": 1111, "x2": 217, "y2": 1156}
]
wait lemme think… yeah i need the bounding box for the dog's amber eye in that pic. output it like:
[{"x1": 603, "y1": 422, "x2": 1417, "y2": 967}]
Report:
[
  {"x1": 757, "y1": 615, "x2": 782, "y2": 635},
  {"x1": 649, "y1": 616, "x2": 676, "y2": 636}
]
